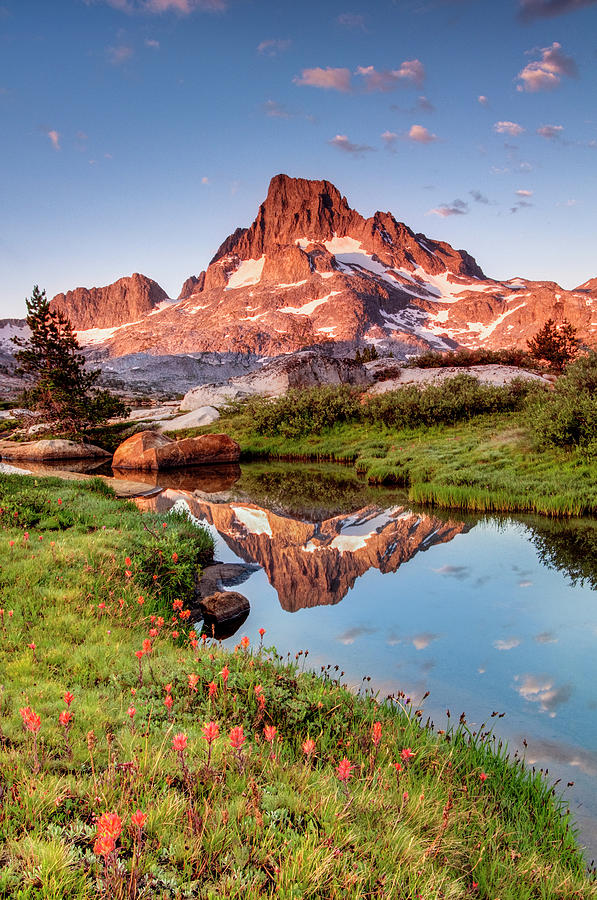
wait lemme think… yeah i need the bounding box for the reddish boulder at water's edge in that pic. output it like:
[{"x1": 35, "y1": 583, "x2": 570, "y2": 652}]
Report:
[{"x1": 112, "y1": 430, "x2": 240, "y2": 470}]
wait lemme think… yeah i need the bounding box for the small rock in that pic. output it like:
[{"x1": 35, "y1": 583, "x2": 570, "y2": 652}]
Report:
[{"x1": 198, "y1": 590, "x2": 250, "y2": 624}]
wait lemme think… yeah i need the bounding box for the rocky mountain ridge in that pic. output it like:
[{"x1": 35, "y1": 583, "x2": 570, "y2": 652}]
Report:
[{"x1": 48, "y1": 174, "x2": 597, "y2": 357}]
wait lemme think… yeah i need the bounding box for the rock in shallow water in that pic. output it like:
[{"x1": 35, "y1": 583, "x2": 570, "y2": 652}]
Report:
[
  {"x1": 112, "y1": 429, "x2": 240, "y2": 470},
  {"x1": 198, "y1": 590, "x2": 250, "y2": 624}
]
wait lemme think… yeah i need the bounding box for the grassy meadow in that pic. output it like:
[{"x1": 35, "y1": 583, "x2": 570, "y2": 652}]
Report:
[{"x1": 0, "y1": 474, "x2": 595, "y2": 898}]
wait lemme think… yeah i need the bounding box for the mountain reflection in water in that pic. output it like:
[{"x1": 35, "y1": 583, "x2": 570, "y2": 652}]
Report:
[{"x1": 138, "y1": 490, "x2": 468, "y2": 610}]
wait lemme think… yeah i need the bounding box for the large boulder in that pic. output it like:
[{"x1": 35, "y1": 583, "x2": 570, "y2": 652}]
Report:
[
  {"x1": 181, "y1": 349, "x2": 372, "y2": 411},
  {"x1": 0, "y1": 439, "x2": 111, "y2": 461},
  {"x1": 112, "y1": 430, "x2": 240, "y2": 470}
]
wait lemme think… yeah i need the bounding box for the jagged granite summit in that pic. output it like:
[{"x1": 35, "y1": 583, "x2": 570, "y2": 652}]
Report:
[{"x1": 50, "y1": 174, "x2": 597, "y2": 357}]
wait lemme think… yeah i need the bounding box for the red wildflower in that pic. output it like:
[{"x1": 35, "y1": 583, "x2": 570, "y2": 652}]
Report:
[
  {"x1": 162, "y1": 522, "x2": 167, "y2": 528},
  {"x1": 148, "y1": 628, "x2": 158, "y2": 638},
  {"x1": 125, "y1": 571, "x2": 132, "y2": 578},
  {"x1": 137, "y1": 595, "x2": 144, "y2": 605},
  {"x1": 179, "y1": 609, "x2": 191, "y2": 620},
  {"x1": 127, "y1": 706, "x2": 136, "y2": 718},
  {"x1": 135, "y1": 650, "x2": 144, "y2": 660},
  {"x1": 220, "y1": 665, "x2": 229, "y2": 685},
  {"x1": 371, "y1": 721, "x2": 382, "y2": 747},
  {"x1": 125, "y1": 557, "x2": 131, "y2": 566},
  {"x1": 28, "y1": 642, "x2": 36, "y2": 651},
  {"x1": 164, "y1": 694, "x2": 173, "y2": 711},
  {"x1": 336, "y1": 757, "x2": 355, "y2": 782},
  {"x1": 172, "y1": 732, "x2": 187, "y2": 752},
  {"x1": 96, "y1": 812, "x2": 122, "y2": 839},
  {"x1": 171, "y1": 552, "x2": 178, "y2": 563},
  {"x1": 258, "y1": 628, "x2": 265, "y2": 638},
  {"x1": 392, "y1": 762, "x2": 403, "y2": 775},
  {"x1": 130, "y1": 809, "x2": 147, "y2": 830},
  {"x1": 171, "y1": 630, "x2": 179, "y2": 639},
  {"x1": 19, "y1": 706, "x2": 41, "y2": 734},
  {"x1": 173, "y1": 599, "x2": 183, "y2": 611},
  {"x1": 57, "y1": 498, "x2": 62, "y2": 505},
  {"x1": 93, "y1": 834, "x2": 115, "y2": 857},
  {"x1": 208, "y1": 681, "x2": 217, "y2": 698},
  {"x1": 254, "y1": 684, "x2": 263, "y2": 696},
  {"x1": 202, "y1": 721, "x2": 219, "y2": 743},
  {"x1": 59, "y1": 710, "x2": 72, "y2": 727},
  {"x1": 479, "y1": 772, "x2": 488, "y2": 782},
  {"x1": 156, "y1": 617, "x2": 164, "y2": 628},
  {"x1": 302, "y1": 738, "x2": 316, "y2": 756},
  {"x1": 240, "y1": 635, "x2": 250, "y2": 649},
  {"x1": 229, "y1": 725, "x2": 245, "y2": 749},
  {"x1": 400, "y1": 747, "x2": 415, "y2": 763},
  {"x1": 188, "y1": 673, "x2": 199, "y2": 690},
  {"x1": 264, "y1": 724, "x2": 277, "y2": 744}
]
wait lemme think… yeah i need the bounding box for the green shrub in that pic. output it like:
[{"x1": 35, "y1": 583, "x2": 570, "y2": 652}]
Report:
[
  {"x1": 406, "y1": 347, "x2": 536, "y2": 369},
  {"x1": 531, "y1": 352, "x2": 597, "y2": 449},
  {"x1": 247, "y1": 377, "x2": 545, "y2": 437}
]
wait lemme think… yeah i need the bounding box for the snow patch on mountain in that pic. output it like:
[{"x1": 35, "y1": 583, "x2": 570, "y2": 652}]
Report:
[{"x1": 226, "y1": 256, "x2": 265, "y2": 290}]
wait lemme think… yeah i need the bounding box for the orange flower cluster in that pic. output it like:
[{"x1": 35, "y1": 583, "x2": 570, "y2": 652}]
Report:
[{"x1": 19, "y1": 706, "x2": 41, "y2": 734}]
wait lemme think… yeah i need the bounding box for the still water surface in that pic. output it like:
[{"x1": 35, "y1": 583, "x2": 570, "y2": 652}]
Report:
[{"x1": 131, "y1": 461, "x2": 597, "y2": 857}]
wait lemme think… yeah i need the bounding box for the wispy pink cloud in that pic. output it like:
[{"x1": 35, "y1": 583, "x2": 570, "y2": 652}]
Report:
[
  {"x1": 107, "y1": 43, "x2": 134, "y2": 64},
  {"x1": 257, "y1": 38, "x2": 291, "y2": 56},
  {"x1": 93, "y1": 0, "x2": 226, "y2": 13},
  {"x1": 478, "y1": 94, "x2": 488, "y2": 105},
  {"x1": 516, "y1": 42, "x2": 577, "y2": 92},
  {"x1": 407, "y1": 124, "x2": 437, "y2": 143},
  {"x1": 428, "y1": 199, "x2": 468, "y2": 217},
  {"x1": 328, "y1": 134, "x2": 375, "y2": 156},
  {"x1": 516, "y1": 189, "x2": 533, "y2": 196},
  {"x1": 381, "y1": 130, "x2": 398, "y2": 151},
  {"x1": 294, "y1": 67, "x2": 352, "y2": 92},
  {"x1": 355, "y1": 59, "x2": 425, "y2": 91},
  {"x1": 47, "y1": 130, "x2": 60, "y2": 151},
  {"x1": 537, "y1": 123, "x2": 564, "y2": 138},
  {"x1": 337, "y1": 13, "x2": 365, "y2": 29},
  {"x1": 494, "y1": 120, "x2": 525, "y2": 136},
  {"x1": 518, "y1": 0, "x2": 597, "y2": 20}
]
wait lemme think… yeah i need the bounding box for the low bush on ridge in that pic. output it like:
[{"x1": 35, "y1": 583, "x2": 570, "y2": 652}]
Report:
[
  {"x1": 247, "y1": 375, "x2": 545, "y2": 437},
  {"x1": 405, "y1": 347, "x2": 536, "y2": 369},
  {"x1": 531, "y1": 352, "x2": 597, "y2": 454}
]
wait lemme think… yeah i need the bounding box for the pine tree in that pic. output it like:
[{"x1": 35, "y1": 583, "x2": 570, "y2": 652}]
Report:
[
  {"x1": 526, "y1": 319, "x2": 579, "y2": 373},
  {"x1": 13, "y1": 286, "x2": 128, "y2": 430}
]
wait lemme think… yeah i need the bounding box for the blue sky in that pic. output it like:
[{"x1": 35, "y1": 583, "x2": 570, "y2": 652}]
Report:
[{"x1": 1, "y1": 0, "x2": 596, "y2": 316}]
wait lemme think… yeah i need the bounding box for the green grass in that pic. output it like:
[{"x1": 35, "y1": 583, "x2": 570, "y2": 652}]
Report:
[
  {"x1": 169, "y1": 406, "x2": 597, "y2": 518},
  {"x1": 0, "y1": 474, "x2": 595, "y2": 898}
]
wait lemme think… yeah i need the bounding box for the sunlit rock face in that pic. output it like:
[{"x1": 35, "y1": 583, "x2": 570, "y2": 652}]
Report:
[
  {"x1": 137, "y1": 490, "x2": 467, "y2": 610},
  {"x1": 49, "y1": 175, "x2": 597, "y2": 358}
]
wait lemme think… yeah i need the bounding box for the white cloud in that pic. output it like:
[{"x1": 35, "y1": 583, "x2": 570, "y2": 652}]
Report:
[
  {"x1": 407, "y1": 124, "x2": 437, "y2": 143},
  {"x1": 329, "y1": 134, "x2": 375, "y2": 156},
  {"x1": 47, "y1": 129, "x2": 60, "y2": 150},
  {"x1": 493, "y1": 637, "x2": 521, "y2": 651},
  {"x1": 516, "y1": 188, "x2": 533, "y2": 196},
  {"x1": 537, "y1": 124, "x2": 564, "y2": 139},
  {"x1": 355, "y1": 59, "x2": 425, "y2": 91},
  {"x1": 257, "y1": 38, "x2": 291, "y2": 56},
  {"x1": 494, "y1": 120, "x2": 525, "y2": 136},
  {"x1": 294, "y1": 67, "x2": 352, "y2": 92},
  {"x1": 516, "y1": 42, "x2": 577, "y2": 92},
  {"x1": 145, "y1": 38, "x2": 160, "y2": 48},
  {"x1": 478, "y1": 94, "x2": 489, "y2": 105}
]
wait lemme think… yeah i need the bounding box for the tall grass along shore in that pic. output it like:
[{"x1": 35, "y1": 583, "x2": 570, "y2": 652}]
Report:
[
  {"x1": 171, "y1": 360, "x2": 597, "y2": 518},
  {"x1": 0, "y1": 474, "x2": 595, "y2": 898}
]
